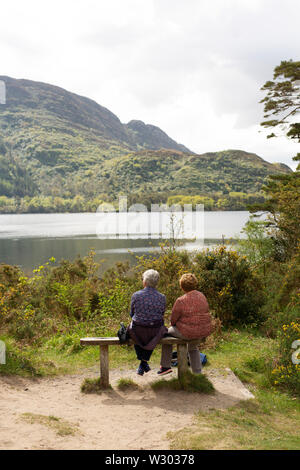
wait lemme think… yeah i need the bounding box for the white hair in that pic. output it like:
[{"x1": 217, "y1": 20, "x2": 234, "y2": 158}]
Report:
[{"x1": 143, "y1": 269, "x2": 160, "y2": 288}]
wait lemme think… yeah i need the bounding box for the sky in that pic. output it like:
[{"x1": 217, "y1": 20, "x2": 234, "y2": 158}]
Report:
[{"x1": 0, "y1": 0, "x2": 299, "y2": 168}]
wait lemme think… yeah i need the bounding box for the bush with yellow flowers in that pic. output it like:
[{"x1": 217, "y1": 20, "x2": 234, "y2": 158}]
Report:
[
  {"x1": 272, "y1": 320, "x2": 300, "y2": 395},
  {"x1": 0, "y1": 253, "x2": 105, "y2": 343}
]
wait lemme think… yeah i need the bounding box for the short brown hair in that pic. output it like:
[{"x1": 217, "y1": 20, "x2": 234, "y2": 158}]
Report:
[{"x1": 180, "y1": 273, "x2": 198, "y2": 292}]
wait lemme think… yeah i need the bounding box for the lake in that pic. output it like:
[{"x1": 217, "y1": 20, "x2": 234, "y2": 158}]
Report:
[{"x1": 0, "y1": 211, "x2": 252, "y2": 274}]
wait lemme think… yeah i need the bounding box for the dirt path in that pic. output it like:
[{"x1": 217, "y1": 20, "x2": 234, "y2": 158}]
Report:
[{"x1": 0, "y1": 367, "x2": 253, "y2": 450}]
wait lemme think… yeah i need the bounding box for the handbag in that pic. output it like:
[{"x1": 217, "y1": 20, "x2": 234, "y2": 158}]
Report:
[{"x1": 117, "y1": 322, "x2": 128, "y2": 344}]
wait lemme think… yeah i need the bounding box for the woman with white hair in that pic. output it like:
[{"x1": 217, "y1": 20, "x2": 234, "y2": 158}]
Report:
[{"x1": 127, "y1": 269, "x2": 168, "y2": 376}]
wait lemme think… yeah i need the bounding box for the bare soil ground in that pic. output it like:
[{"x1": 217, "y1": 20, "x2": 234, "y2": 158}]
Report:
[{"x1": 0, "y1": 367, "x2": 254, "y2": 450}]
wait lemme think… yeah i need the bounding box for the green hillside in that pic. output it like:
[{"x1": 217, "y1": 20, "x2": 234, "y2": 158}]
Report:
[
  {"x1": 106, "y1": 149, "x2": 291, "y2": 194},
  {"x1": 0, "y1": 76, "x2": 292, "y2": 212},
  {"x1": 0, "y1": 136, "x2": 36, "y2": 197}
]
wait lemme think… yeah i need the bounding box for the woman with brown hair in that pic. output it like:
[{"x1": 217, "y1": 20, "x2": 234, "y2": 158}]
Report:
[{"x1": 158, "y1": 273, "x2": 212, "y2": 375}]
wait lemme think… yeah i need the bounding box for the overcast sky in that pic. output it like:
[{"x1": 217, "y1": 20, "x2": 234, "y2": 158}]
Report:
[{"x1": 0, "y1": 0, "x2": 299, "y2": 168}]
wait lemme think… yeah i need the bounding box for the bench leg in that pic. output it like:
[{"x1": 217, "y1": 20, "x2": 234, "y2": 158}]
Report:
[
  {"x1": 100, "y1": 345, "x2": 109, "y2": 388},
  {"x1": 177, "y1": 343, "x2": 188, "y2": 384}
]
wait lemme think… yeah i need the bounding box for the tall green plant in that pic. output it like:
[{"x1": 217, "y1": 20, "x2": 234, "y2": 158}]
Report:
[{"x1": 238, "y1": 216, "x2": 275, "y2": 276}]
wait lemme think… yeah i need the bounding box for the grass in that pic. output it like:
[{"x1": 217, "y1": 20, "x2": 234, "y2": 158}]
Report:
[
  {"x1": 117, "y1": 377, "x2": 140, "y2": 391},
  {"x1": 0, "y1": 334, "x2": 161, "y2": 377},
  {"x1": 202, "y1": 329, "x2": 276, "y2": 388},
  {"x1": 167, "y1": 391, "x2": 300, "y2": 450},
  {"x1": 0, "y1": 337, "x2": 41, "y2": 376},
  {"x1": 151, "y1": 370, "x2": 215, "y2": 394},
  {"x1": 80, "y1": 377, "x2": 112, "y2": 394},
  {"x1": 20, "y1": 413, "x2": 79, "y2": 437},
  {"x1": 166, "y1": 329, "x2": 300, "y2": 450}
]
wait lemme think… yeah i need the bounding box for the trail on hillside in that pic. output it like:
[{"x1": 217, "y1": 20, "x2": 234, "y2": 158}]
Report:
[{"x1": 0, "y1": 367, "x2": 253, "y2": 450}]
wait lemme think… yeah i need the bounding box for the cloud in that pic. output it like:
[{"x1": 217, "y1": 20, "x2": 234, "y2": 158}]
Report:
[{"x1": 0, "y1": 0, "x2": 298, "y2": 168}]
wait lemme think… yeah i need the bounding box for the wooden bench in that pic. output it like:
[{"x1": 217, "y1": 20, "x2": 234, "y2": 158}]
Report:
[{"x1": 80, "y1": 336, "x2": 196, "y2": 388}]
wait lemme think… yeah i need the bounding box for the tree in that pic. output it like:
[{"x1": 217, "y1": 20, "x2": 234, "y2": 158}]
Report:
[
  {"x1": 238, "y1": 216, "x2": 275, "y2": 276},
  {"x1": 249, "y1": 60, "x2": 300, "y2": 257},
  {"x1": 260, "y1": 60, "x2": 300, "y2": 141},
  {"x1": 261, "y1": 172, "x2": 300, "y2": 257}
]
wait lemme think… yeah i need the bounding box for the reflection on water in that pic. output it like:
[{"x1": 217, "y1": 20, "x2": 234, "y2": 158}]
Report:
[
  {"x1": 0, "y1": 212, "x2": 251, "y2": 274},
  {"x1": 0, "y1": 237, "x2": 160, "y2": 274}
]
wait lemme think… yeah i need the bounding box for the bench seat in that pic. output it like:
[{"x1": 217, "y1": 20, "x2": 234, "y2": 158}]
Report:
[{"x1": 80, "y1": 336, "x2": 201, "y2": 388}]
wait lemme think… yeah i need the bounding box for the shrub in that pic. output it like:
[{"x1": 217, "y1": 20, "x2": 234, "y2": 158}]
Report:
[
  {"x1": 0, "y1": 254, "x2": 103, "y2": 342},
  {"x1": 45, "y1": 333, "x2": 84, "y2": 354},
  {"x1": 193, "y1": 246, "x2": 264, "y2": 326},
  {"x1": 0, "y1": 247, "x2": 265, "y2": 358},
  {"x1": 271, "y1": 319, "x2": 300, "y2": 396},
  {"x1": 262, "y1": 245, "x2": 300, "y2": 336},
  {"x1": 238, "y1": 217, "x2": 276, "y2": 275},
  {"x1": 0, "y1": 339, "x2": 39, "y2": 376},
  {"x1": 135, "y1": 243, "x2": 192, "y2": 309},
  {"x1": 267, "y1": 285, "x2": 300, "y2": 396},
  {"x1": 98, "y1": 278, "x2": 132, "y2": 326}
]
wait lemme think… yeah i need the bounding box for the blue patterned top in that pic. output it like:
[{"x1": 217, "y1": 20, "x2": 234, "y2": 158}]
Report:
[{"x1": 130, "y1": 287, "x2": 166, "y2": 325}]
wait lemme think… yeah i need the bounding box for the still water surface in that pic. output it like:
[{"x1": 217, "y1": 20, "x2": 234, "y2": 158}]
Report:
[{"x1": 0, "y1": 212, "x2": 251, "y2": 274}]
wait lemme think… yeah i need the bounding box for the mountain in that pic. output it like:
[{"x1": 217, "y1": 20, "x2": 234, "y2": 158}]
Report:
[
  {"x1": 0, "y1": 76, "x2": 292, "y2": 212},
  {"x1": 0, "y1": 75, "x2": 190, "y2": 152},
  {"x1": 124, "y1": 120, "x2": 191, "y2": 153}
]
